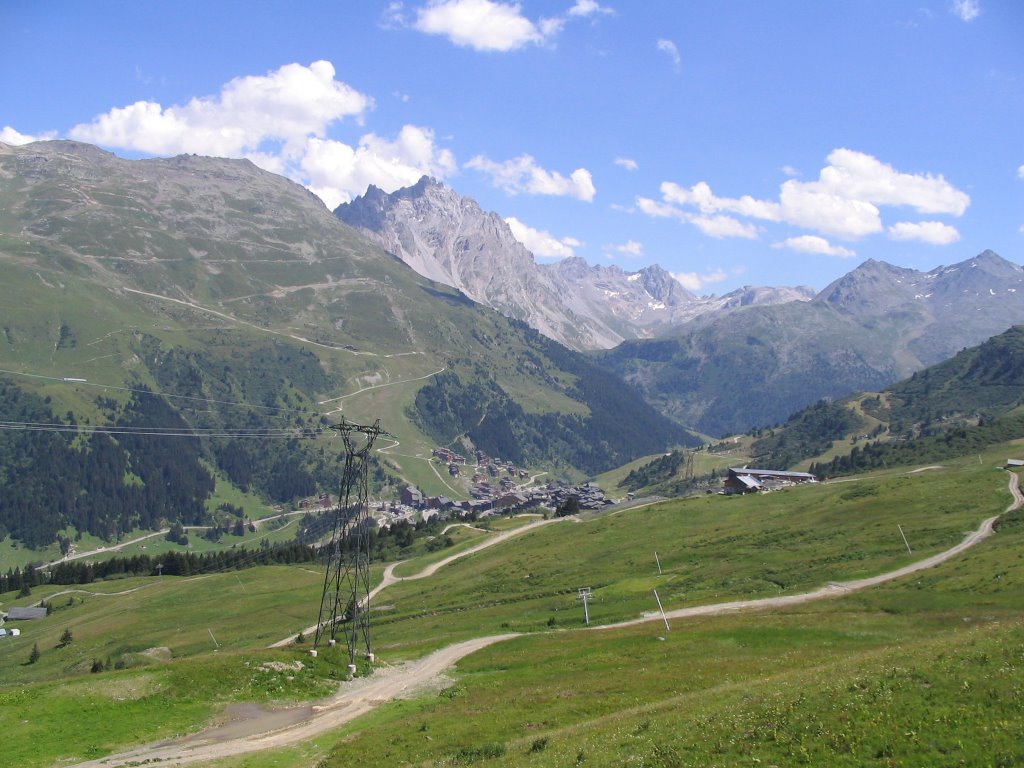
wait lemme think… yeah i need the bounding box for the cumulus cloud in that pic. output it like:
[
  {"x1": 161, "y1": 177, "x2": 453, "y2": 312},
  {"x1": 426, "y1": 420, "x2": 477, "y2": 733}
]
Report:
[
  {"x1": 70, "y1": 61, "x2": 371, "y2": 157},
  {"x1": 657, "y1": 39, "x2": 681, "y2": 69},
  {"x1": 614, "y1": 156, "x2": 638, "y2": 171},
  {"x1": 402, "y1": 0, "x2": 609, "y2": 51},
  {"x1": 1018, "y1": 164, "x2": 1024, "y2": 180},
  {"x1": 690, "y1": 214, "x2": 759, "y2": 239},
  {"x1": 505, "y1": 216, "x2": 581, "y2": 259},
  {"x1": 302, "y1": 125, "x2": 457, "y2": 209},
  {"x1": 612, "y1": 240, "x2": 644, "y2": 257},
  {"x1": 814, "y1": 148, "x2": 969, "y2": 215},
  {"x1": 411, "y1": 0, "x2": 555, "y2": 51},
  {"x1": 773, "y1": 235, "x2": 856, "y2": 257},
  {"x1": 672, "y1": 268, "x2": 727, "y2": 292},
  {"x1": 467, "y1": 153, "x2": 596, "y2": 201},
  {"x1": 639, "y1": 148, "x2": 969, "y2": 244},
  {"x1": 636, "y1": 194, "x2": 759, "y2": 239},
  {"x1": 568, "y1": 0, "x2": 614, "y2": 17},
  {"x1": 66, "y1": 61, "x2": 458, "y2": 210},
  {"x1": 950, "y1": 0, "x2": 981, "y2": 21},
  {"x1": 0, "y1": 126, "x2": 56, "y2": 145},
  {"x1": 887, "y1": 221, "x2": 961, "y2": 244}
]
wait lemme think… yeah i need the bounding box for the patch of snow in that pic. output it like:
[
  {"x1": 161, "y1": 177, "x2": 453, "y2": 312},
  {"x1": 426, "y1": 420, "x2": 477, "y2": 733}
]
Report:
[{"x1": 627, "y1": 273, "x2": 641, "y2": 282}]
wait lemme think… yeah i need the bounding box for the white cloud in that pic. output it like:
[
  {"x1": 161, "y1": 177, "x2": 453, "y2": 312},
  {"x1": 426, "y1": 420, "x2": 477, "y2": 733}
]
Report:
[
  {"x1": 781, "y1": 164, "x2": 801, "y2": 178},
  {"x1": 672, "y1": 268, "x2": 727, "y2": 292},
  {"x1": 69, "y1": 61, "x2": 371, "y2": 158},
  {"x1": 887, "y1": 221, "x2": 961, "y2": 244},
  {"x1": 657, "y1": 39, "x2": 681, "y2": 69},
  {"x1": 636, "y1": 195, "x2": 758, "y2": 239},
  {"x1": 640, "y1": 148, "x2": 968, "y2": 243},
  {"x1": 614, "y1": 156, "x2": 638, "y2": 171},
  {"x1": 568, "y1": 0, "x2": 614, "y2": 17},
  {"x1": 773, "y1": 235, "x2": 856, "y2": 257},
  {"x1": 813, "y1": 148, "x2": 969, "y2": 216},
  {"x1": 612, "y1": 240, "x2": 644, "y2": 257},
  {"x1": 951, "y1": 0, "x2": 981, "y2": 21},
  {"x1": 467, "y1": 153, "x2": 596, "y2": 201},
  {"x1": 505, "y1": 216, "x2": 580, "y2": 259},
  {"x1": 1018, "y1": 164, "x2": 1024, "y2": 179},
  {"x1": 66, "y1": 61, "x2": 459, "y2": 210},
  {"x1": 691, "y1": 214, "x2": 759, "y2": 239},
  {"x1": 1, "y1": 126, "x2": 56, "y2": 145},
  {"x1": 381, "y1": 1, "x2": 407, "y2": 29},
  {"x1": 777, "y1": 179, "x2": 882, "y2": 238},
  {"x1": 412, "y1": 0, "x2": 553, "y2": 51},
  {"x1": 636, "y1": 196, "x2": 682, "y2": 219},
  {"x1": 302, "y1": 125, "x2": 456, "y2": 209}
]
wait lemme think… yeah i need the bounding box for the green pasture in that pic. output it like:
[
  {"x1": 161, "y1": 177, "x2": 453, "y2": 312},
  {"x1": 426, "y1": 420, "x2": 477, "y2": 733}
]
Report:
[
  {"x1": 309, "y1": 467, "x2": 1024, "y2": 768},
  {"x1": 1, "y1": 448, "x2": 1020, "y2": 768},
  {"x1": 367, "y1": 456, "x2": 1007, "y2": 656},
  {"x1": 390, "y1": 524, "x2": 492, "y2": 578}
]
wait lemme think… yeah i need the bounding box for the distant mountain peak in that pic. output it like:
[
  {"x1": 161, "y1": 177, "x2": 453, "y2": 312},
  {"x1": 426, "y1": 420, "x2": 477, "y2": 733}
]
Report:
[{"x1": 336, "y1": 177, "x2": 808, "y2": 349}]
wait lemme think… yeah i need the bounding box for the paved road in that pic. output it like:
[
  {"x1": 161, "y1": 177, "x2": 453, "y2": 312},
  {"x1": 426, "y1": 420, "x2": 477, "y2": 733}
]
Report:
[{"x1": 70, "y1": 471, "x2": 1021, "y2": 768}]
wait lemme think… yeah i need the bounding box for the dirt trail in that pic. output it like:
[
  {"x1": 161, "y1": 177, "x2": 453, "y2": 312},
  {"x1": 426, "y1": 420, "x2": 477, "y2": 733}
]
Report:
[
  {"x1": 73, "y1": 472, "x2": 1020, "y2": 768},
  {"x1": 268, "y1": 516, "x2": 561, "y2": 648},
  {"x1": 71, "y1": 635, "x2": 518, "y2": 768}
]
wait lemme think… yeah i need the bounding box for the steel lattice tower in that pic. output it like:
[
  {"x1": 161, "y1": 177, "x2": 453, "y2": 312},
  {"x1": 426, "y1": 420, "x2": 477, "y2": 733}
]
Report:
[{"x1": 315, "y1": 418, "x2": 391, "y2": 668}]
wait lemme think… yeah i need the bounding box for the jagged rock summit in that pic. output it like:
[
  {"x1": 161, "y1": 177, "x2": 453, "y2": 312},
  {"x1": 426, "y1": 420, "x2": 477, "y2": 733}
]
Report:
[{"x1": 335, "y1": 177, "x2": 812, "y2": 350}]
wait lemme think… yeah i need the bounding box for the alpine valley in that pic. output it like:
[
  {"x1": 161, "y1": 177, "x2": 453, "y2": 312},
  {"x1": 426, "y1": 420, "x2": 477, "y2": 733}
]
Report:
[{"x1": 0, "y1": 139, "x2": 1022, "y2": 549}]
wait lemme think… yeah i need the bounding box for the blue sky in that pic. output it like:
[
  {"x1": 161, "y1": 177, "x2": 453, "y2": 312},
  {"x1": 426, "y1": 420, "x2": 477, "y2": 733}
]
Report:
[{"x1": 3, "y1": 1, "x2": 1022, "y2": 294}]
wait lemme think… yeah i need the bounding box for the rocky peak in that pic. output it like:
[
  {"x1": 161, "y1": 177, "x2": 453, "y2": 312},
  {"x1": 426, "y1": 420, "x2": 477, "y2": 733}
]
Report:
[{"x1": 335, "y1": 177, "x2": 820, "y2": 349}]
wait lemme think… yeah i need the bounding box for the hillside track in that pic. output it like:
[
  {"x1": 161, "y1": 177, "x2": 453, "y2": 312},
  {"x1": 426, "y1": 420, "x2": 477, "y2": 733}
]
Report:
[
  {"x1": 267, "y1": 516, "x2": 561, "y2": 648},
  {"x1": 71, "y1": 472, "x2": 1021, "y2": 768}
]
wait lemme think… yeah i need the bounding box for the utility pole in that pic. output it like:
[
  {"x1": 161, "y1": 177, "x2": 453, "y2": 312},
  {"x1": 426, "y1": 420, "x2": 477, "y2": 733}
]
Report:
[
  {"x1": 577, "y1": 587, "x2": 593, "y2": 626},
  {"x1": 898, "y1": 523, "x2": 912, "y2": 555},
  {"x1": 653, "y1": 589, "x2": 670, "y2": 632}
]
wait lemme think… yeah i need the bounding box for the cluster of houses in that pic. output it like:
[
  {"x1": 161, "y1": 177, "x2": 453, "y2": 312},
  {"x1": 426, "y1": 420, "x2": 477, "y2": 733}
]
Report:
[
  {"x1": 296, "y1": 492, "x2": 333, "y2": 510},
  {"x1": 386, "y1": 477, "x2": 612, "y2": 524},
  {"x1": 432, "y1": 447, "x2": 530, "y2": 481}
]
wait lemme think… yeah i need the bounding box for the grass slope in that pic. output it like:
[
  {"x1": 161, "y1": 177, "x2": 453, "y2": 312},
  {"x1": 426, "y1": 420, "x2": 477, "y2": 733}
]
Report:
[{"x1": 2, "y1": 441, "x2": 1021, "y2": 766}]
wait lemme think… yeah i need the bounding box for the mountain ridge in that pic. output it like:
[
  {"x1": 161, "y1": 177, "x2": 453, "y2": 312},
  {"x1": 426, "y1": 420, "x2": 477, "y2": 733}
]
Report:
[
  {"x1": 597, "y1": 249, "x2": 1024, "y2": 436},
  {"x1": 0, "y1": 140, "x2": 693, "y2": 547},
  {"x1": 335, "y1": 176, "x2": 815, "y2": 350}
]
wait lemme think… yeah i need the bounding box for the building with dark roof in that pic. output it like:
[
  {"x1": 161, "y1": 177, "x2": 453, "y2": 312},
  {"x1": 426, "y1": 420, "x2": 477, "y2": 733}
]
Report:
[{"x1": 724, "y1": 467, "x2": 817, "y2": 494}]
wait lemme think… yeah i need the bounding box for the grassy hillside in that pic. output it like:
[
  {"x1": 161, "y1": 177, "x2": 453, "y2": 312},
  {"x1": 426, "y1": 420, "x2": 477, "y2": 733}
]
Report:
[
  {"x1": 0, "y1": 141, "x2": 691, "y2": 551},
  {"x1": 750, "y1": 324, "x2": 1024, "y2": 474},
  {"x1": 2, "y1": 439, "x2": 1021, "y2": 767}
]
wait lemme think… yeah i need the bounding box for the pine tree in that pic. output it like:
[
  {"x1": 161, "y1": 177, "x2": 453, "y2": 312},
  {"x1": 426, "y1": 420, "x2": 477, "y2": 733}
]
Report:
[
  {"x1": 28, "y1": 642, "x2": 40, "y2": 664},
  {"x1": 58, "y1": 627, "x2": 73, "y2": 647}
]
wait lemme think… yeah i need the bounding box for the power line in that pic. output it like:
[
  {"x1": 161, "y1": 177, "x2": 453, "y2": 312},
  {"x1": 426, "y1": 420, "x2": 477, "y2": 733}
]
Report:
[{"x1": 0, "y1": 420, "x2": 324, "y2": 440}]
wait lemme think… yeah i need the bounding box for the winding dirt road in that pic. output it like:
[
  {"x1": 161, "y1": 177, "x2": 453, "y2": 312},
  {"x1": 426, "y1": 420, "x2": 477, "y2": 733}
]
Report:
[
  {"x1": 74, "y1": 471, "x2": 1021, "y2": 768},
  {"x1": 267, "y1": 516, "x2": 561, "y2": 648}
]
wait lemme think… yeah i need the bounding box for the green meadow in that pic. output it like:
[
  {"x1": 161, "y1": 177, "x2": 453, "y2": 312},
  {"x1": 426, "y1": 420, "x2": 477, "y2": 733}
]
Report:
[{"x1": 0, "y1": 444, "x2": 1021, "y2": 767}]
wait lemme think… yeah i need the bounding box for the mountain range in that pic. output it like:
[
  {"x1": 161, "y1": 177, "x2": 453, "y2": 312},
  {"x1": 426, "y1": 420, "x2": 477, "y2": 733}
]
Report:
[
  {"x1": 335, "y1": 177, "x2": 814, "y2": 350},
  {"x1": 334, "y1": 175, "x2": 1024, "y2": 436},
  {"x1": 0, "y1": 139, "x2": 1022, "y2": 549},
  {"x1": 598, "y1": 250, "x2": 1024, "y2": 436},
  {"x1": 0, "y1": 140, "x2": 688, "y2": 546}
]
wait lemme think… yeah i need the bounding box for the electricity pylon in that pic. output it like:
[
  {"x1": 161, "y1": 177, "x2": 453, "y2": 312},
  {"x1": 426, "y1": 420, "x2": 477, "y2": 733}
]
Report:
[{"x1": 314, "y1": 418, "x2": 391, "y2": 669}]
